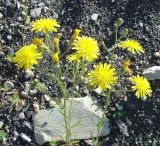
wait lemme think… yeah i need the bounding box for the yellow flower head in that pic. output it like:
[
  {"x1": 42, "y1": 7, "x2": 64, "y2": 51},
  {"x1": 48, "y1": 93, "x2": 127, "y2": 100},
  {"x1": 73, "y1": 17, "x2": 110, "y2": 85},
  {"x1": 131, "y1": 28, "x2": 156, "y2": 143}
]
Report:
[
  {"x1": 32, "y1": 37, "x2": 44, "y2": 47},
  {"x1": 69, "y1": 36, "x2": 99, "y2": 62},
  {"x1": 122, "y1": 59, "x2": 132, "y2": 75},
  {"x1": 52, "y1": 52, "x2": 59, "y2": 63},
  {"x1": 13, "y1": 44, "x2": 42, "y2": 70},
  {"x1": 31, "y1": 18, "x2": 60, "y2": 33},
  {"x1": 129, "y1": 75, "x2": 152, "y2": 100},
  {"x1": 71, "y1": 28, "x2": 81, "y2": 40},
  {"x1": 88, "y1": 63, "x2": 118, "y2": 90},
  {"x1": 118, "y1": 39, "x2": 144, "y2": 55}
]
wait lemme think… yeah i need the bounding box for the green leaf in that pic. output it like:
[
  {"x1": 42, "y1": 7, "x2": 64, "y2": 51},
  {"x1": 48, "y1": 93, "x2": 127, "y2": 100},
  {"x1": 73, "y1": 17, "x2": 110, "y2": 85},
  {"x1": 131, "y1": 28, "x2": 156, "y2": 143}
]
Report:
[{"x1": 70, "y1": 119, "x2": 81, "y2": 129}]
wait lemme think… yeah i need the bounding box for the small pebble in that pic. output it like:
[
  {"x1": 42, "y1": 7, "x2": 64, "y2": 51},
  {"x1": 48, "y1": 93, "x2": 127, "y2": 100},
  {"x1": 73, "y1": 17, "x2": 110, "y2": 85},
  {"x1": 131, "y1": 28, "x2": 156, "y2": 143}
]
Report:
[
  {"x1": 49, "y1": 100, "x2": 56, "y2": 108},
  {"x1": 20, "y1": 133, "x2": 31, "y2": 143},
  {"x1": 20, "y1": 91, "x2": 28, "y2": 98},
  {"x1": 4, "y1": 81, "x2": 14, "y2": 90},
  {"x1": 116, "y1": 103, "x2": 123, "y2": 110},
  {"x1": 25, "y1": 82, "x2": 30, "y2": 92},
  {"x1": 7, "y1": 35, "x2": 12, "y2": 41},
  {"x1": 0, "y1": 51, "x2": 5, "y2": 58},
  {"x1": 29, "y1": 89, "x2": 38, "y2": 96},
  {"x1": 30, "y1": 7, "x2": 42, "y2": 18},
  {"x1": 154, "y1": 52, "x2": 160, "y2": 58},
  {"x1": 25, "y1": 69, "x2": 34, "y2": 79},
  {"x1": 0, "y1": 121, "x2": 4, "y2": 128},
  {"x1": 18, "y1": 112, "x2": 25, "y2": 120},
  {"x1": 44, "y1": 94, "x2": 50, "y2": 102},
  {"x1": 94, "y1": 88, "x2": 102, "y2": 94},
  {"x1": 33, "y1": 102, "x2": 40, "y2": 112},
  {"x1": 91, "y1": 13, "x2": 99, "y2": 21},
  {"x1": 0, "y1": 13, "x2": 3, "y2": 19},
  {"x1": 26, "y1": 111, "x2": 33, "y2": 118}
]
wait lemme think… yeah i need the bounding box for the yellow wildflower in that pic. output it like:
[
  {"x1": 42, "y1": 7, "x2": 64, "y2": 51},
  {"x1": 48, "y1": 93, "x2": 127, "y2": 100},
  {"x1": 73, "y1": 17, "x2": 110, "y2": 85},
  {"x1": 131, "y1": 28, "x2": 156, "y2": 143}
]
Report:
[
  {"x1": 69, "y1": 36, "x2": 99, "y2": 62},
  {"x1": 129, "y1": 75, "x2": 152, "y2": 100},
  {"x1": 31, "y1": 18, "x2": 60, "y2": 33},
  {"x1": 88, "y1": 63, "x2": 118, "y2": 91},
  {"x1": 71, "y1": 28, "x2": 81, "y2": 40},
  {"x1": 122, "y1": 59, "x2": 132, "y2": 75},
  {"x1": 13, "y1": 44, "x2": 42, "y2": 70},
  {"x1": 32, "y1": 37, "x2": 44, "y2": 47},
  {"x1": 118, "y1": 39, "x2": 144, "y2": 55},
  {"x1": 52, "y1": 52, "x2": 59, "y2": 63}
]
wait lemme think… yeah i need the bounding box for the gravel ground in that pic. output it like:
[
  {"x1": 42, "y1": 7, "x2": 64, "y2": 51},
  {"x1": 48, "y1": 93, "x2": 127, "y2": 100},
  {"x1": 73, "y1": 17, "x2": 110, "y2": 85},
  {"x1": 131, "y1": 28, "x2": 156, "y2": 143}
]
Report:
[{"x1": 0, "y1": 0, "x2": 160, "y2": 146}]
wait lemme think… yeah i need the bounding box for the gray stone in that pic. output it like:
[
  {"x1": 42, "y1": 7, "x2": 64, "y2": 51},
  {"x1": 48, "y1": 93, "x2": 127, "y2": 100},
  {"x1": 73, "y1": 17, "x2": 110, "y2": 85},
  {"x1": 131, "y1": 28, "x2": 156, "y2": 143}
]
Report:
[
  {"x1": 0, "y1": 121, "x2": 4, "y2": 128},
  {"x1": 49, "y1": 100, "x2": 56, "y2": 108},
  {"x1": 20, "y1": 133, "x2": 31, "y2": 143},
  {"x1": 25, "y1": 82, "x2": 30, "y2": 93},
  {"x1": 116, "y1": 120, "x2": 129, "y2": 137},
  {"x1": 0, "y1": 13, "x2": 3, "y2": 19},
  {"x1": 154, "y1": 52, "x2": 160, "y2": 58},
  {"x1": 18, "y1": 112, "x2": 25, "y2": 120},
  {"x1": 7, "y1": 35, "x2": 12, "y2": 41},
  {"x1": 91, "y1": 13, "x2": 99, "y2": 21},
  {"x1": 44, "y1": 94, "x2": 50, "y2": 102},
  {"x1": 30, "y1": 8, "x2": 42, "y2": 18},
  {"x1": 20, "y1": 91, "x2": 28, "y2": 98},
  {"x1": 33, "y1": 96, "x2": 110, "y2": 145},
  {"x1": 0, "y1": 51, "x2": 5, "y2": 57},
  {"x1": 25, "y1": 70, "x2": 34, "y2": 79},
  {"x1": 143, "y1": 66, "x2": 160, "y2": 80},
  {"x1": 4, "y1": 81, "x2": 14, "y2": 90},
  {"x1": 29, "y1": 89, "x2": 38, "y2": 96},
  {"x1": 26, "y1": 111, "x2": 33, "y2": 118}
]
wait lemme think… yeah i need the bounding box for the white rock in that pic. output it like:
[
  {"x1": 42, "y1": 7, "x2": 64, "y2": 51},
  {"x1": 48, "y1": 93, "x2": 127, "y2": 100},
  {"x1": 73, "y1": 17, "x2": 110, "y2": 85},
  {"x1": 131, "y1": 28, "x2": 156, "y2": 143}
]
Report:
[
  {"x1": 33, "y1": 96, "x2": 110, "y2": 145},
  {"x1": 20, "y1": 91, "x2": 28, "y2": 98},
  {"x1": 30, "y1": 8, "x2": 42, "y2": 18},
  {"x1": 91, "y1": 13, "x2": 99, "y2": 21},
  {"x1": 0, "y1": 121, "x2": 4, "y2": 128},
  {"x1": 4, "y1": 81, "x2": 14, "y2": 90},
  {"x1": 20, "y1": 133, "x2": 31, "y2": 142},
  {"x1": 29, "y1": 89, "x2": 38, "y2": 96},
  {"x1": 25, "y1": 69, "x2": 34, "y2": 79},
  {"x1": 25, "y1": 82, "x2": 30, "y2": 92},
  {"x1": 49, "y1": 100, "x2": 56, "y2": 108},
  {"x1": 143, "y1": 66, "x2": 160, "y2": 80},
  {"x1": 44, "y1": 95, "x2": 50, "y2": 102},
  {"x1": 94, "y1": 88, "x2": 102, "y2": 94}
]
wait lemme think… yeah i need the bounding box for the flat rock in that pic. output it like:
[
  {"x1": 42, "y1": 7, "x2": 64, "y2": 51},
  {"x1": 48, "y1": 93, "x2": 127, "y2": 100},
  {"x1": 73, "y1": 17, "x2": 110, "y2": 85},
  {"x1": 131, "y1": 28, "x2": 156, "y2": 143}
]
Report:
[
  {"x1": 143, "y1": 66, "x2": 160, "y2": 80},
  {"x1": 33, "y1": 96, "x2": 110, "y2": 145}
]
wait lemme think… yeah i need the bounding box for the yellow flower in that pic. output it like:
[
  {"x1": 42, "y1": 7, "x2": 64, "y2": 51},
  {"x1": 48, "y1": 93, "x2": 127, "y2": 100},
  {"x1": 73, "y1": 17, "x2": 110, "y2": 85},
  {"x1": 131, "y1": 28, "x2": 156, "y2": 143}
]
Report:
[
  {"x1": 13, "y1": 44, "x2": 42, "y2": 70},
  {"x1": 71, "y1": 28, "x2": 81, "y2": 40},
  {"x1": 69, "y1": 36, "x2": 99, "y2": 62},
  {"x1": 31, "y1": 18, "x2": 60, "y2": 33},
  {"x1": 129, "y1": 75, "x2": 152, "y2": 100},
  {"x1": 52, "y1": 52, "x2": 59, "y2": 63},
  {"x1": 32, "y1": 37, "x2": 44, "y2": 47},
  {"x1": 118, "y1": 39, "x2": 144, "y2": 55},
  {"x1": 88, "y1": 63, "x2": 118, "y2": 90},
  {"x1": 122, "y1": 59, "x2": 132, "y2": 75}
]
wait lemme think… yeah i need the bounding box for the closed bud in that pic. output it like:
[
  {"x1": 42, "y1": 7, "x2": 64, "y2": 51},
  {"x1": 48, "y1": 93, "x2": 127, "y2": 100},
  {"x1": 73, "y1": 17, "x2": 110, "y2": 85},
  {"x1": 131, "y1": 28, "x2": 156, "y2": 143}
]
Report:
[
  {"x1": 116, "y1": 18, "x2": 124, "y2": 27},
  {"x1": 52, "y1": 52, "x2": 59, "y2": 63},
  {"x1": 52, "y1": 33, "x2": 61, "y2": 48},
  {"x1": 123, "y1": 28, "x2": 129, "y2": 36},
  {"x1": 71, "y1": 28, "x2": 81, "y2": 40}
]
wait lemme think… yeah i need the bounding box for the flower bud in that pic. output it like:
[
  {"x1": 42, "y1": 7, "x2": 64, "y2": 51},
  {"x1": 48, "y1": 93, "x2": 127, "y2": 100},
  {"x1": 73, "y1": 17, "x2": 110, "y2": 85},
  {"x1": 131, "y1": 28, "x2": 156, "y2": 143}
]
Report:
[
  {"x1": 71, "y1": 28, "x2": 81, "y2": 40},
  {"x1": 122, "y1": 28, "x2": 129, "y2": 36},
  {"x1": 116, "y1": 18, "x2": 124, "y2": 27},
  {"x1": 52, "y1": 33, "x2": 61, "y2": 48},
  {"x1": 52, "y1": 52, "x2": 59, "y2": 63}
]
